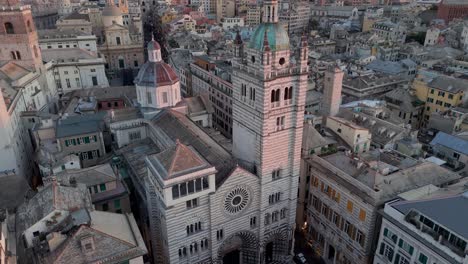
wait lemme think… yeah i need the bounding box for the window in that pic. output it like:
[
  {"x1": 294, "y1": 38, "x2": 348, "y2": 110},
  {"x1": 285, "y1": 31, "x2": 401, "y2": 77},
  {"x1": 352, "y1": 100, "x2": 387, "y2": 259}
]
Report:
[
  {"x1": 448, "y1": 94, "x2": 454, "y2": 99},
  {"x1": 269, "y1": 192, "x2": 281, "y2": 204},
  {"x1": 272, "y1": 211, "x2": 279, "y2": 222},
  {"x1": 438, "y1": 91, "x2": 445, "y2": 97},
  {"x1": 359, "y1": 209, "x2": 366, "y2": 221},
  {"x1": 186, "y1": 198, "x2": 198, "y2": 209},
  {"x1": 129, "y1": 131, "x2": 141, "y2": 141},
  {"x1": 250, "y1": 216, "x2": 256, "y2": 228},
  {"x1": 284, "y1": 86, "x2": 293, "y2": 100},
  {"x1": 356, "y1": 230, "x2": 365, "y2": 247},
  {"x1": 147, "y1": 92, "x2": 152, "y2": 104},
  {"x1": 427, "y1": 98, "x2": 434, "y2": 103},
  {"x1": 10, "y1": 51, "x2": 16, "y2": 60},
  {"x1": 163, "y1": 92, "x2": 168, "y2": 103},
  {"x1": 172, "y1": 185, "x2": 179, "y2": 199},
  {"x1": 453, "y1": 152, "x2": 460, "y2": 159},
  {"x1": 241, "y1": 84, "x2": 247, "y2": 97},
  {"x1": 102, "y1": 203, "x2": 109, "y2": 211},
  {"x1": 216, "y1": 229, "x2": 223, "y2": 240},
  {"x1": 280, "y1": 208, "x2": 287, "y2": 219},
  {"x1": 271, "y1": 89, "x2": 280, "y2": 103},
  {"x1": 114, "y1": 199, "x2": 121, "y2": 209},
  {"x1": 75, "y1": 78, "x2": 80, "y2": 87},
  {"x1": 394, "y1": 254, "x2": 410, "y2": 264},
  {"x1": 116, "y1": 36, "x2": 121, "y2": 45},
  {"x1": 4, "y1": 22, "x2": 14, "y2": 34},
  {"x1": 418, "y1": 253, "x2": 428, "y2": 264},
  {"x1": 100, "y1": 183, "x2": 107, "y2": 191},
  {"x1": 264, "y1": 213, "x2": 270, "y2": 225},
  {"x1": 383, "y1": 227, "x2": 398, "y2": 243},
  {"x1": 379, "y1": 242, "x2": 394, "y2": 262},
  {"x1": 134, "y1": 60, "x2": 138, "y2": 67},
  {"x1": 398, "y1": 239, "x2": 414, "y2": 255},
  {"x1": 249, "y1": 87, "x2": 256, "y2": 101},
  {"x1": 347, "y1": 200, "x2": 353, "y2": 213},
  {"x1": 276, "y1": 116, "x2": 285, "y2": 131},
  {"x1": 272, "y1": 169, "x2": 281, "y2": 180},
  {"x1": 15, "y1": 51, "x2": 21, "y2": 60},
  {"x1": 119, "y1": 58, "x2": 125, "y2": 69}
]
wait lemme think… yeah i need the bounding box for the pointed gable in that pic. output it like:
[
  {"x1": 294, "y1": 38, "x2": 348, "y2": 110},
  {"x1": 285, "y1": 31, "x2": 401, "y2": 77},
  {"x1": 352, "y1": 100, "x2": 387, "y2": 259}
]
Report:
[{"x1": 149, "y1": 140, "x2": 210, "y2": 179}]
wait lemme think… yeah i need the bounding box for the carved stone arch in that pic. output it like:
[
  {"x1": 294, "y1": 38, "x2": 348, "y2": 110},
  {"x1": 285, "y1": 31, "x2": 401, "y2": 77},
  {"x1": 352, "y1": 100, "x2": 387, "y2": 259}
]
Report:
[
  {"x1": 217, "y1": 230, "x2": 259, "y2": 264},
  {"x1": 262, "y1": 227, "x2": 290, "y2": 263}
]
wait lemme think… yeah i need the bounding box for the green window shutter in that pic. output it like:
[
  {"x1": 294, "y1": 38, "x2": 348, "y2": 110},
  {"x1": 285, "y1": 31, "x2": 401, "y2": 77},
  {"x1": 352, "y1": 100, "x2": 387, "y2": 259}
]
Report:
[
  {"x1": 394, "y1": 254, "x2": 400, "y2": 264},
  {"x1": 84, "y1": 136, "x2": 90, "y2": 144},
  {"x1": 419, "y1": 253, "x2": 428, "y2": 264},
  {"x1": 65, "y1": 140, "x2": 69, "y2": 147},
  {"x1": 409, "y1": 246, "x2": 414, "y2": 255},
  {"x1": 114, "y1": 199, "x2": 121, "y2": 209},
  {"x1": 72, "y1": 138, "x2": 76, "y2": 145},
  {"x1": 100, "y1": 183, "x2": 106, "y2": 191},
  {"x1": 384, "y1": 228, "x2": 388, "y2": 237},
  {"x1": 61, "y1": 165, "x2": 65, "y2": 170},
  {"x1": 93, "y1": 135, "x2": 97, "y2": 141},
  {"x1": 398, "y1": 239, "x2": 403, "y2": 247}
]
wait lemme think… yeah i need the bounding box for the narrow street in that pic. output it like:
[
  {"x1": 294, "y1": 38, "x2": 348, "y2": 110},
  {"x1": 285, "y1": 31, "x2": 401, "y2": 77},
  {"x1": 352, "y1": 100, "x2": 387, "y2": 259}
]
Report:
[{"x1": 294, "y1": 230, "x2": 326, "y2": 264}]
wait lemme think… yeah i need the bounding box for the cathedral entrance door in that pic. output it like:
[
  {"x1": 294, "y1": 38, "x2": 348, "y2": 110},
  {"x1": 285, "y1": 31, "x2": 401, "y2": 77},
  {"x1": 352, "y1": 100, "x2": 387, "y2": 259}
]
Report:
[{"x1": 223, "y1": 249, "x2": 241, "y2": 264}]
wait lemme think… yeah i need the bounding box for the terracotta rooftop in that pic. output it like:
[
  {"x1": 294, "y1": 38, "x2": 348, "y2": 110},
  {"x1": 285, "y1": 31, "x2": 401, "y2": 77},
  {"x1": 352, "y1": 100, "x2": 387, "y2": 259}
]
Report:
[{"x1": 150, "y1": 140, "x2": 209, "y2": 179}]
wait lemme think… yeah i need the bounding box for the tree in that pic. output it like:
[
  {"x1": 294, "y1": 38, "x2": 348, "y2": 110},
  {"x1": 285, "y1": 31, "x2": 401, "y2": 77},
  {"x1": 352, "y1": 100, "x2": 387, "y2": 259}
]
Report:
[{"x1": 143, "y1": 4, "x2": 169, "y2": 61}]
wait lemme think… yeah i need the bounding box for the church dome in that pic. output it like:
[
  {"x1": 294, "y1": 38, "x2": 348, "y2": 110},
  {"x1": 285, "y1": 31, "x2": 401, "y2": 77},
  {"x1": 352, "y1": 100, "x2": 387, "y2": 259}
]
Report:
[
  {"x1": 134, "y1": 61, "x2": 179, "y2": 87},
  {"x1": 248, "y1": 23, "x2": 290, "y2": 52}
]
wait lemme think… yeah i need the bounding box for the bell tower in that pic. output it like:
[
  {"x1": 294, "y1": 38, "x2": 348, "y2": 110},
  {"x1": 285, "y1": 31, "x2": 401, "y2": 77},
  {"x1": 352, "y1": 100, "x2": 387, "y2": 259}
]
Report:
[
  {"x1": 231, "y1": 0, "x2": 309, "y2": 260},
  {"x1": 0, "y1": 0, "x2": 43, "y2": 71}
]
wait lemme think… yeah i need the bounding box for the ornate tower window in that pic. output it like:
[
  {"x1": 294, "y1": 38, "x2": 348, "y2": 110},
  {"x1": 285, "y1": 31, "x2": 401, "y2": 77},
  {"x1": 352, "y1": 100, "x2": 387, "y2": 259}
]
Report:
[{"x1": 4, "y1": 22, "x2": 14, "y2": 34}]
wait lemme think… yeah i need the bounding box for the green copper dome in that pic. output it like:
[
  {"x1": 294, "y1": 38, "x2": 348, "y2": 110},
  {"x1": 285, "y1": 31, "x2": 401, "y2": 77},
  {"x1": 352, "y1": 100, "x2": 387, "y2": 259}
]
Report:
[{"x1": 248, "y1": 23, "x2": 290, "y2": 52}]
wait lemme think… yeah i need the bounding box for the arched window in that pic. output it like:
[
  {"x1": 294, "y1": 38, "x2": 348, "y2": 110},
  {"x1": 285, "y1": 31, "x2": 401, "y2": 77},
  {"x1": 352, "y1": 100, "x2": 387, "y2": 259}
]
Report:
[
  {"x1": 271, "y1": 89, "x2": 280, "y2": 103},
  {"x1": 284, "y1": 86, "x2": 293, "y2": 100},
  {"x1": 27, "y1": 20, "x2": 32, "y2": 32},
  {"x1": 16, "y1": 51, "x2": 21, "y2": 60},
  {"x1": 4, "y1": 22, "x2": 14, "y2": 34},
  {"x1": 10, "y1": 51, "x2": 16, "y2": 60}
]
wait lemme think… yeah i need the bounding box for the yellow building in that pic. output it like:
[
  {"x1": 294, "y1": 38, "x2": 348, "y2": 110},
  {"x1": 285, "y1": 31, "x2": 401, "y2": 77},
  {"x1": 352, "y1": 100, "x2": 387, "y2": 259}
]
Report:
[
  {"x1": 413, "y1": 74, "x2": 466, "y2": 126},
  {"x1": 162, "y1": 11, "x2": 178, "y2": 24}
]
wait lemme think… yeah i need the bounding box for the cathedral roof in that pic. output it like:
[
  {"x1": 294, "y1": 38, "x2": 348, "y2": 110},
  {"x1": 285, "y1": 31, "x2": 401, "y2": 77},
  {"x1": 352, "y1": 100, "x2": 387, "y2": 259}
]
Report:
[
  {"x1": 248, "y1": 23, "x2": 290, "y2": 52},
  {"x1": 150, "y1": 140, "x2": 210, "y2": 179},
  {"x1": 134, "y1": 61, "x2": 179, "y2": 87}
]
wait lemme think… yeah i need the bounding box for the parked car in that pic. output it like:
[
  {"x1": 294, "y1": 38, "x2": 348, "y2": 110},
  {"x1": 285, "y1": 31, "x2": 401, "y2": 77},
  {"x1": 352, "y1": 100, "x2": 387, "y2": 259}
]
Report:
[{"x1": 294, "y1": 253, "x2": 308, "y2": 264}]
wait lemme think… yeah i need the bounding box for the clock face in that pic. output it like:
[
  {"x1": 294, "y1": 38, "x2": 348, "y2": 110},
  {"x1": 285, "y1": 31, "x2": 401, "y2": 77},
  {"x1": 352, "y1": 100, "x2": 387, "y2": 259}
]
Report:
[{"x1": 224, "y1": 187, "x2": 250, "y2": 215}]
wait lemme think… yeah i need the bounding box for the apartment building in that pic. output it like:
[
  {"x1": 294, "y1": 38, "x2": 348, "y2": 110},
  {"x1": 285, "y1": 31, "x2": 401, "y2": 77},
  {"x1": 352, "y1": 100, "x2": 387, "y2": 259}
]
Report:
[
  {"x1": 302, "y1": 149, "x2": 460, "y2": 264},
  {"x1": 375, "y1": 190, "x2": 468, "y2": 264},
  {"x1": 190, "y1": 56, "x2": 233, "y2": 138},
  {"x1": 413, "y1": 73, "x2": 466, "y2": 127},
  {"x1": 38, "y1": 28, "x2": 98, "y2": 53}
]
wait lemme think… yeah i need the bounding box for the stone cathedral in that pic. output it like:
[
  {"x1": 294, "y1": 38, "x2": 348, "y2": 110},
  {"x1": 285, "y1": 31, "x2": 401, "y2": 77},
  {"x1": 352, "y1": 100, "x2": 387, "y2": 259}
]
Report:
[{"x1": 111, "y1": 0, "x2": 309, "y2": 262}]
